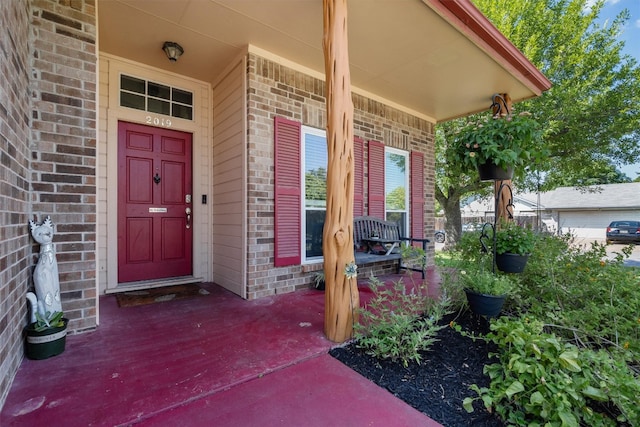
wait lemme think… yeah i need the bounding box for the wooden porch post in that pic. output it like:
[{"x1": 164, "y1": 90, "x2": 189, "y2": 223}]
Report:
[
  {"x1": 322, "y1": 0, "x2": 359, "y2": 342},
  {"x1": 492, "y1": 93, "x2": 514, "y2": 223}
]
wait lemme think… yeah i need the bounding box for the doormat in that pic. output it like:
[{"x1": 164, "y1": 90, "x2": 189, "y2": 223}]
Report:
[{"x1": 116, "y1": 284, "x2": 209, "y2": 308}]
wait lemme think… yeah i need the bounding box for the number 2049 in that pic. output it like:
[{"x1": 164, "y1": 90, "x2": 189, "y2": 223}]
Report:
[{"x1": 145, "y1": 116, "x2": 172, "y2": 128}]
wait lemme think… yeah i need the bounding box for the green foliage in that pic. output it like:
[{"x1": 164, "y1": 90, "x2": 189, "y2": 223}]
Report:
[
  {"x1": 452, "y1": 111, "x2": 544, "y2": 172},
  {"x1": 385, "y1": 186, "x2": 406, "y2": 210},
  {"x1": 434, "y1": 249, "x2": 454, "y2": 267},
  {"x1": 436, "y1": 0, "x2": 640, "y2": 245},
  {"x1": 355, "y1": 277, "x2": 451, "y2": 367},
  {"x1": 34, "y1": 311, "x2": 65, "y2": 332},
  {"x1": 473, "y1": 0, "x2": 640, "y2": 190},
  {"x1": 494, "y1": 221, "x2": 537, "y2": 255},
  {"x1": 458, "y1": 267, "x2": 515, "y2": 296},
  {"x1": 436, "y1": 233, "x2": 495, "y2": 308},
  {"x1": 400, "y1": 244, "x2": 427, "y2": 272},
  {"x1": 458, "y1": 234, "x2": 640, "y2": 425},
  {"x1": 454, "y1": 230, "x2": 489, "y2": 262},
  {"x1": 313, "y1": 271, "x2": 325, "y2": 289},
  {"x1": 518, "y1": 235, "x2": 640, "y2": 356},
  {"x1": 549, "y1": 159, "x2": 632, "y2": 186},
  {"x1": 463, "y1": 316, "x2": 640, "y2": 425},
  {"x1": 305, "y1": 168, "x2": 327, "y2": 201},
  {"x1": 449, "y1": 222, "x2": 537, "y2": 257}
]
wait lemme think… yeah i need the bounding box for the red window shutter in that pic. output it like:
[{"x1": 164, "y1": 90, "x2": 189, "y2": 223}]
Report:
[
  {"x1": 410, "y1": 151, "x2": 425, "y2": 240},
  {"x1": 368, "y1": 140, "x2": 385, "y2": 219},
  {"x1": 274, "y1": 117, "x2": 301, "y2": 267},
  {"x1": 353, "y1": 137, "x2": 364, "y2": 217}
]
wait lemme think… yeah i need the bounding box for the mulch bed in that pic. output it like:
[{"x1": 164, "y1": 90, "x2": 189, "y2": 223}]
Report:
[{"x1": 330, "y1": 310, "x2": 505, "y2": 427}]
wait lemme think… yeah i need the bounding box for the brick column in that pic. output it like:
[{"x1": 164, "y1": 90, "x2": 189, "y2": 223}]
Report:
[{"x1": 30, "y1": 0, "x2": 98, "y2": 331}]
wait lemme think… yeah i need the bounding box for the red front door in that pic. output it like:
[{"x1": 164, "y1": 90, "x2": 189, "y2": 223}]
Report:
[{"x1": 117, "y1": 121, "x2": 193, "y2": 283}]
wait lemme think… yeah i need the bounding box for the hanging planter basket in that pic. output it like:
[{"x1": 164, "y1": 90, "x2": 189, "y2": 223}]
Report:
[
  {"x1": 477, "y1": 161, "x2": 514, "y2": 181},
  {"x1": 496, "y1": 252, "x2": 530, "y2": 273},
  {"x1": 464, "y1": 289, "x2": 506, "y2": 317},
  {"x1": 24, "y1": 318, "x2": 68, "y2": 360}
]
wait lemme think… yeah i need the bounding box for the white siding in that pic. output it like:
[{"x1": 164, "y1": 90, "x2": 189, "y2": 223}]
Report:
[
  {"x1": 98, "y1": 54, "x2": 212, "y2": 294},
  {"x1": 97, "y1": 56, "x2": 110, "y2": 296},
  {"x1": 212, "y1": 58, "x2": 247, "y2": 298}
]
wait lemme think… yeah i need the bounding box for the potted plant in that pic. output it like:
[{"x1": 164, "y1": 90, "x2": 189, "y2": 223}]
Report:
[
  {"x1": 24, "y1": 310, "x2": 68, "y2": 360},
  {"x1": 313, "y1": 271, "x2": 325, "y2": 290},
  {"x1": 494, "y1": 221, "x2": 537, "y2": 273},
  {"x1": 458, "y1": 267, "x2": 514, "y2": 317},
  {"x1": 451, "y1": 100, "x2": 543, "y2": 181}
]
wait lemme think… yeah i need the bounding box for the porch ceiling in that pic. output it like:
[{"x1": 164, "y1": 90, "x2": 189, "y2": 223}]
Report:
[{"x1": 98, "y1": 0, "x2": 550, "y2": 122}]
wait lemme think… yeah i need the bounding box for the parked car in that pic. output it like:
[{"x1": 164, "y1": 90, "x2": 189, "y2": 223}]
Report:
[
  {"x1": 462, "y1": 223, "x2": 483, "y2": 232},
  {"x1": 434, "y1": 230, "x2": 445, "y2": 243},
  {"x1": 606, "y1": 220, "x2": 640, "y2": 244}
]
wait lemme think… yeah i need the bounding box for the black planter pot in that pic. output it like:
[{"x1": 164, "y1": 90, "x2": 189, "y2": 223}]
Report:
[
  {"x1": 464, "y1": 289, "x2": 506, "y2": 317},
  {"x1": 477, "y1": 161, "x2": 514, "y2": 181},
  {"x1": 496, "y1": 252, "x2": 530, "y2": 273},
  {"x1": 24, "y1": 318, "x2": 68, "y2": 360}
]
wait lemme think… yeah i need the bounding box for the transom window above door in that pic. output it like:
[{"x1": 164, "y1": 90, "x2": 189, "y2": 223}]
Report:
[{"x1": 119, "y1": 74, "x2": 193, "y2": 120}]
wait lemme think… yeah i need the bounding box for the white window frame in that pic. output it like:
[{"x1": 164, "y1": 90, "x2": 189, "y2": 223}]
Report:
[
  {"x1": 301, "y1": 126, "x2": 327, "y2": 264},
  {"x1": 384, "y1": 147, "x2": 410, "y2": 236}
]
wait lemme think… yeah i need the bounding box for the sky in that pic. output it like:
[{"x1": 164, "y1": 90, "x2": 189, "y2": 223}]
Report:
[{"x1": 592, "y1": 0, "x2": 640, "y2": 179}]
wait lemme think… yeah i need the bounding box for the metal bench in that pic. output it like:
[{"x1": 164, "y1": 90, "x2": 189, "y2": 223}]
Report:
[{"x1": 353, "y1": 216, "x2": 429, "y2": 279}]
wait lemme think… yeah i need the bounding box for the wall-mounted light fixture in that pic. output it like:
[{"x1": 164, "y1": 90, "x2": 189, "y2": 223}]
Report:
[{"x1": 162, "y1": 41, "x2": 184, "y2": 62}]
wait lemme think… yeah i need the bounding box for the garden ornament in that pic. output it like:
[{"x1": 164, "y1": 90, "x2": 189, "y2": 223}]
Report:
[{"x1": 26, "y1": 216, "x2": 62, "y2": 322}]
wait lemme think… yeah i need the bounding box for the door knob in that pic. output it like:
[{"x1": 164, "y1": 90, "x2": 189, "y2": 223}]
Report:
[{"x1": 185, "y1": 207, "x2": 192, "y2": 229}]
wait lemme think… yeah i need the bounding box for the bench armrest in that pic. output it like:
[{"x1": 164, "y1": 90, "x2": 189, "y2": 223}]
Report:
[{"x1": 399, "y1": 237, "x2": 430, "y2": 249}]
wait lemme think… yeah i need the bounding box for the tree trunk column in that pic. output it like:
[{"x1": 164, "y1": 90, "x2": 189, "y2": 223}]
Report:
[
  {"x1": 492, "y1": 93, "x2": 514, "y2": 224},
  {"x1": 322, "y1": 0, "x2": 359, "y2": 342},
  {"x1": 494, "y1": 180, "x2": 514, "y2": 222}
]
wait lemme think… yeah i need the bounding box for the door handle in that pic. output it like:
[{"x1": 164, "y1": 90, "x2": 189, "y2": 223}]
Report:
[{"x1": 185, "y1": 207, "x2": 192, "y2": 229}]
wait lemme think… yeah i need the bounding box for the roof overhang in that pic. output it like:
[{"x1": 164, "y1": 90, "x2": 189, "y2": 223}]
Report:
[{"x1": 97, "y1": 0, "x2": 550, "y2": 122}]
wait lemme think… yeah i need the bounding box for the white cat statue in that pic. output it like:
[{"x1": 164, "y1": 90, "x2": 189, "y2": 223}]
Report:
[{"x1": 27, "y1": 216, "x2": 62, "y2": 322}]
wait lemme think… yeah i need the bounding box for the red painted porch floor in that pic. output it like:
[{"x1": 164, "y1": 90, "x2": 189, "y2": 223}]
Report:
[{"x1": 1, "y1": 272, "x2": 442, "y2": 427}]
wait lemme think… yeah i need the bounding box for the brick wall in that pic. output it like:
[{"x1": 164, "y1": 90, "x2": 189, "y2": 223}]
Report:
[
  {"x1": 0, "y1": 0, "x2": 33, "y2": 410},
  {"x1": 29, "y1": 0, "x2": 97, "y2": 332},
  {"x1": 246, "y1": 53, "x2": 435, "y2": 299}
]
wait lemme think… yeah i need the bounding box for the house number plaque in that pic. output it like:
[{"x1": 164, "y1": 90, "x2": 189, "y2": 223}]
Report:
[
  {"x1": 149, "y1": 208, "x2": 167, "y2": 213},
  {"x1": 145, "y1": 115, "x2": 172, "y2": 128}
]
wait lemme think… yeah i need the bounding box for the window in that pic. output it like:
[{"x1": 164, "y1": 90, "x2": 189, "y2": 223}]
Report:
[
  {"x1": 385, "y1": 148, "x2": 409, "y2": 237},
  {"x1": 302, "y1": 126, "x2": 327, "y2": 262},
  {"x1": 273, "y1": 116, "x2": 425, "y2": 268},
  {"x1": 119, "y1": 74, "x2": 194, "y2": 120}
]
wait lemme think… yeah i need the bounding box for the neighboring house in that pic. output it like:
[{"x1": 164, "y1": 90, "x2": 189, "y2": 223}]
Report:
[
  {"x1": 0, "y1": 0, "x2": 549, "y2": 408},
  {"x1": 520, "y1": 183, "x2": 640, "y2": 239},
  {"x1": 462, "y1": 183, "x2": 640, "y2": 238}
]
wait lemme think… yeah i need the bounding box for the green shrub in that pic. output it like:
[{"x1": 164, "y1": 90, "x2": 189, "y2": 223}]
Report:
[
  {"x1": 355, "y1": 276, "x2": 451, "y2": 367},
  {"x1": 518, "y1": 235, "x2": 640, "y2": 357},
  {"x1": 455, "y1": 230, "x2": 488, "y2": 263},
  {"x1": 457, "y1": 233, "x2": 640, "y2": 425},
  {"x1": 463, "y1": 316, "x2": 639, "y2": 425}
]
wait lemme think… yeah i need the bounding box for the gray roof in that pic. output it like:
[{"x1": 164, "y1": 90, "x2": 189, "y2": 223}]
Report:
[{"x1": 518, "y1": 182, "x2": 640, "y2": 210}]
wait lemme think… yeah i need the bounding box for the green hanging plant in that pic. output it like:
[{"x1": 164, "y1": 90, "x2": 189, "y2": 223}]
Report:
[{"x1": 451, "y1": 98, "x2": 545, "y2": 173}]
